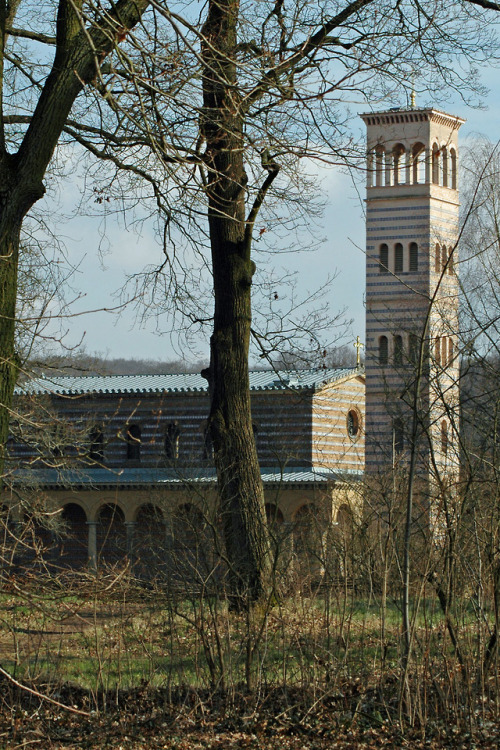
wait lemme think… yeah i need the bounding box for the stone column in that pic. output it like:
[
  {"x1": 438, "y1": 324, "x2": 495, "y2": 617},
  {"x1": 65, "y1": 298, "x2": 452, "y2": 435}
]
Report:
[
  {"x1": 125, "y1": 521, "x2": 135, "y2": 561},
  {"x1": 87, "y1": 521, "x2": 97, "y2": 571},
  {"x1": 279, "y1": 521, "x2": 295, "y2": 580}
]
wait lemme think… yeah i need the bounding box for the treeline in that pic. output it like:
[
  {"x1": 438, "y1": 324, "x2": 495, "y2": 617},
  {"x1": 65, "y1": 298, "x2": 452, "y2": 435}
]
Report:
[{"x1": 27, "y1": 343, "x2": 360, "y2": 378}]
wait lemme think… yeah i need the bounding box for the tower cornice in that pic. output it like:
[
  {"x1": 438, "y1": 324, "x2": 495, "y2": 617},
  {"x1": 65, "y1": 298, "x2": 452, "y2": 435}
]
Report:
[{"x1": 360, "y1": 108, "x2": 466, "y2": 130}]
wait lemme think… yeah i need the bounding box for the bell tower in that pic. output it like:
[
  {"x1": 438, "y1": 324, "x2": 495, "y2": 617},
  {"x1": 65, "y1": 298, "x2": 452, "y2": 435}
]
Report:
[{"x1": 360, "y1": 108, "x2": 464, "y2": 490}]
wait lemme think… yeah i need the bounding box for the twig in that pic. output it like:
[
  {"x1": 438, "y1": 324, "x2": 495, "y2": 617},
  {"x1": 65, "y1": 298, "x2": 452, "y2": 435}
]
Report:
[{"x1": 0, "y1": 665, "x2": 91, "y2": 717}]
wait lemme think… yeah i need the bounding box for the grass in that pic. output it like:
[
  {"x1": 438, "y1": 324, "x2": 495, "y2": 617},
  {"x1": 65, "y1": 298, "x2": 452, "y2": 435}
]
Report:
[{"x1": 0, "y1": 578, "x2": 493, "y2": 694}]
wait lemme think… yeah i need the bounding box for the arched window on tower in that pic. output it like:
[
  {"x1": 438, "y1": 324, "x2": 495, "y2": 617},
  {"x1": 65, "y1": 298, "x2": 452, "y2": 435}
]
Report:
[
  {"x1": 409, "y1": 334, "x2": 419, "y2": 366},
  {"x1": 441, "y1": 245, "x2": 447, "y2": 272},
  {"x1": 448, "y1": 247, "x2": 454, "y2": 275},
  {"x1": 435, "y1": 244, "x2": 441, "y2": 273},
  {"x1": 442, "y1": 146, "x2": 448, "y2": 186},
  {"x1": 450, "y1": 148, "x2": 457, "y2": 189},
  {"x1": 441, "y1": 420, "x2": 448, "y2": 456},
  {"x1": 432, "y1": 143, "x2": 440, "y2": 184},
  {"x1": 379, "y1": 243, "x2": 389, "y2": 274},
  {"x1": 409, "y1": 242, "x2": 418, "y2": 272},
  {"x1": 126, "y1": 424, "x2": 141, "y2": 462},
  {"x1": 392, "y1": 143, "x2": 406, "y2": 185},
  {"x1": 375, "y1": 145, "x2": 385, "y2": 187},
  {"x1": 435, "y1": 337, "x2": 441, "y2": 367},
  {"x1": 394, "y1": 335, "x2": 403, "y2": 366},
  {"x1": 448, "y1": 337, "x2": 454, "y2": 366},
  {"x1": 412, "y1": 142, "x2": 426, "y2": 184},
  {"x1": 367, "y1": 149, "x2": 374, "y2": 188},
  {"x1": 379, "y1": 336, "x2": 389, "y2": 365},
  {"x1": 394, "y1": 243, "x2": 403, "y2": 274}
]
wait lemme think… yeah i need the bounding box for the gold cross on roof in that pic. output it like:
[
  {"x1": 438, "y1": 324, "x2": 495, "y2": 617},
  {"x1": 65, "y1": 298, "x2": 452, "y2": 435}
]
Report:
[{"x1": 354, "y1": 336, "x2": 364, "y2": 367}]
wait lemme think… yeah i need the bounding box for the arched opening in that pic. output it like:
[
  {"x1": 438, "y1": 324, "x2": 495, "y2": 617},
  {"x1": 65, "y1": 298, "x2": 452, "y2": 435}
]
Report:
[
  {"x1": 265, "y1": 503, "x2": 284, "y2": 525},
  {"x1": 432, "y1": 143, "x2": 440, "y2": 184},
  {"x1": 450, "y1": 148, "x2": 457, "y2": 189},
  {"x1": 201, "y1": 421, "x2": 213, "y2": 461},
  {"x1": 393, "y1": 335, "x2": 403, "y2": 366},
  {"x1": 409, "y1": 242, "x2": 418, "y2": 272},
  {"x1": 394, "y1": 242, "x2": 403, "y2": 274},
  {"x1": 441, "y1": 245, "x2": 447, "y2": 273},
  {"x1": 379, "y1": 243, "x2": 389, "y2": 274},
  {"x1": 379, "y1": 335, "x2": 389, "y2": 366},
  {"x1": 333, "y1": 503, "x2": 356, "y2": 581},
  {"x1": 19, "y1": 512, "x2": 58, "y2": 573},
  {"x1": 0, "y1": 505, "x2": 14, "y2": 577},
  {"x1": 293, "y1": 503, "x2": 323, "y2": 580},
  {"x1": 347, "y1": 409, "x2": 361, "y2": 440},
  {"x1": 97, "y1": 504, "x2": 126, "y2": 567},
  {"x1": 59, "y1": 503, "x2": 88, "y2": 569},
  {"x1": 392, "y1": 143, "x2": 406, "y2": 185},
  {"x1": 393, "y1": 418, "x2": 405, "y2": 455},
  {"x1": 412, "y1": 142, "x2": 425, "y2": 184},
  {"x1": 337, "y1": 504, "x2": 353, "y2": 529},
  {"x1": 89, "y1": 425, "x2": 104, "y2": 463},
  {"x1": 448, "y1": 246, "x2": 454, "y2": 275},
  {"x1": 435, "y1": 337, "x2": 441, "y2": 367},
  {"x1": 170, "y1": 503, "x2": 214, "y2": 585},
  {"x1": 375, "y1": 145, "x2": 385, "y2": 187},
  {"x1": 126, "y1": 424, "x2": 141, "y2": 462},
  {"x1": 409, "y1": 334, "x2": 419, "y2": 366},
  {"x1": 135, "y1": 504, "x2": 166, "y2": 578},
  {"x1": 367, "y1": 149, "x2": 374, "y2": 188},
  {"x1": 51, "y1": 422, "x2": 68, "y2": 459},
  {"x1": 442, "y1": 146, "x2": 448, "y2": 186},
  {"x1": 165, "y1": 421, "x2": 180, "y2": 460},
  {"x1": 441, "y1": 420, "x2": 448, "y2": 456},
  {"x1": 448, "y1": 337, "x2": 454, "y2": 366},
  {"x1": 435, "y1": 243, "x2": 441, "y2": 273}
]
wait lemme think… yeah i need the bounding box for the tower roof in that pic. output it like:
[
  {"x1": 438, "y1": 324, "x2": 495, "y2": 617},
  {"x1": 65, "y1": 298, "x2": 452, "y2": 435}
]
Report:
[{"x1": 360, "y1": 107, "x2": 465, "y2": 129}]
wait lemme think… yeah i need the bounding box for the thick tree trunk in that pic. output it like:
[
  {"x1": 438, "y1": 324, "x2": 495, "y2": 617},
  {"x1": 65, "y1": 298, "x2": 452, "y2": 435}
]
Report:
[
  {"x1": 0, "y1": 0, "x2": 150, "y2": 483},
  {"x1": 0, "y1": 162, "x2": 43, "y2": 477},
  {"x1": 201, "y1": 0, "x2": 271, "y2": 605}
]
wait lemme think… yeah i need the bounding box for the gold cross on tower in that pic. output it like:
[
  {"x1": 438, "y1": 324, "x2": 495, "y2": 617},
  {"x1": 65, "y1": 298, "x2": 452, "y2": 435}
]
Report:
[{"x1": 353, "y1": 336, "x2": 364, "y2": 367}]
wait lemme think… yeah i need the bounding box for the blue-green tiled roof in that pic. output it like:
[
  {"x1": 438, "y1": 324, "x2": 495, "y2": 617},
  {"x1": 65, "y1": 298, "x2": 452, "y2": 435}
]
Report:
[
  {"x1": 15, "y1": 367, "x2": 363, "y2": 397},
  {"x1": 11, "y1": 465, "x2": 362, "y2": 489}
]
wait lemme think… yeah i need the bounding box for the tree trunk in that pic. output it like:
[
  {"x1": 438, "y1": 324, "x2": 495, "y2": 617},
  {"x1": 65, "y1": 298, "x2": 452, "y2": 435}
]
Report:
[
  {"x1": 0, "y1": 0, "x2": 150, "y2": 483},
  {"x1": 201, "y1": 0, "x2": 271, "y2": 606},
  {"x1": 0, "y1": 163, "x2": 44, "y2": 477}
]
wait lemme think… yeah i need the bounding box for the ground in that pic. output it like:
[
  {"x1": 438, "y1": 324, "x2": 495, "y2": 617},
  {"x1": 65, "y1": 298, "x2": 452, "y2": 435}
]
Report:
[
  {"x1": 2, "y1": 683, "x2": 500, "y2": 749},
  {"x1": 0, "y1": 579, "x2": 499, "y2": 749}
]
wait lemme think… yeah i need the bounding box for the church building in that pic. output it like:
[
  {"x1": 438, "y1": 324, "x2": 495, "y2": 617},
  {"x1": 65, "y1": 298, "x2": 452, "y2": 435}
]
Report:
[
  {"x1": 8, "y1": 368, "x2": 365, "y2": 569},
  {"x1": 6, "y1": 104, "x2": 463, "y2": 569}
]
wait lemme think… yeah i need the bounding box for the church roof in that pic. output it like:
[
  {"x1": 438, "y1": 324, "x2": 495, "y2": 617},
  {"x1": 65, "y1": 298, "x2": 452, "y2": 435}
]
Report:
[
  {"x1": 10, "y1": 465, "x2": 363, "y2": 490},
  {"x1": 16, "y1": 367, "x2": 363, "y2": 396}
]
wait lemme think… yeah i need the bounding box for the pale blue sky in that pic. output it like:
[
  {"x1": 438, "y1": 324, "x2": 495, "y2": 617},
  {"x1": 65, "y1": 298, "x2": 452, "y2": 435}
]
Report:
[{"x1": 36, "y1": 70, "x2": 500, "y2": 365}]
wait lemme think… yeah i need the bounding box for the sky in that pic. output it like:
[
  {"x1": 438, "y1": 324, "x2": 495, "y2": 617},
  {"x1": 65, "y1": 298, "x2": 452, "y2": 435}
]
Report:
[{"x1": 34, "y1": 67, "x2": 500, "y2": 366}]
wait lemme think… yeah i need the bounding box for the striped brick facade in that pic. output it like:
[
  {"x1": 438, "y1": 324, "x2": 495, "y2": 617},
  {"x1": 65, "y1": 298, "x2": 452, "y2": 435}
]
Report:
[
  {"x1": 10, "y1": 370, "x2": 364, "y2": 475},
  {"x1": 361, "y1": 108, "x2": 463, "y2": 485},
  {"x1": 7, "y1": 369, "x2": 364, "y2": 569}
]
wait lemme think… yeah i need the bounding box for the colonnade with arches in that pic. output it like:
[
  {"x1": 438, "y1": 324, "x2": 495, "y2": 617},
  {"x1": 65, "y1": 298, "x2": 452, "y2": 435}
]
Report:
[
  {"x1": 367, "y1": 140, "x2": 457, "y2": 189},
  {"x1": 19, "y1": 488, "x2": 355, "y2": 580}
]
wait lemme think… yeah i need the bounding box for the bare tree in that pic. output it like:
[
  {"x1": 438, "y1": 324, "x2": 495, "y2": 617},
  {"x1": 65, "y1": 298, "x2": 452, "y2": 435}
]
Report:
[{"x1": 2, "y1": 0, "x2": 500, "y2": 604}]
